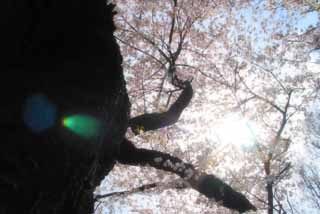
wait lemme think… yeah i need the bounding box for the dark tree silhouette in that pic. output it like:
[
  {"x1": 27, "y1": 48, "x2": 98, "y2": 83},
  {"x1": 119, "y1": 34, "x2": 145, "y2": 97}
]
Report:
[
  {"x1": 116, "y1": 81, "x2": 256, "y2": 213},
  {"x1": 1, "y1": 0, "x2": 255, "y2": 213},
  {"x1": 129, "y1": 81, "x2": 193, "y2": 135},
  {"x1": 1, "y1": 1, "x2": 129, "y2": 213}
]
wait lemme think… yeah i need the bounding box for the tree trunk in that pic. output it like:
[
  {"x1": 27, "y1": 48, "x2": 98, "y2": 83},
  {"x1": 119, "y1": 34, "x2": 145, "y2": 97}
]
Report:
[
  {"x1": 1, "y1": 1, "x2": 129, "y2": 213},
  {"x1": 264, "y1": 160, "x2": 274, "y2": 214},
  {"x1": 267, "y1": 182, "x2": 274, "y2": 214}
]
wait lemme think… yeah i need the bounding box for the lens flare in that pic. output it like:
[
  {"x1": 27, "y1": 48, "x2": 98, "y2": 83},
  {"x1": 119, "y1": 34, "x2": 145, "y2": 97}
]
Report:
[
  {"x1": 23, "y1": 94, "x2": 57, "y2": 132},
  {"x1": 62, "y1": 114, "x2": 103, "y2": 138}
]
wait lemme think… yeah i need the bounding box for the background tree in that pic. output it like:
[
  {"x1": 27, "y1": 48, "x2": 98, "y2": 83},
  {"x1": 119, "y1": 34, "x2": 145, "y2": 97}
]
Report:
[{"x1": 300, "y1": 99, "x2": 320, "y2": 212}]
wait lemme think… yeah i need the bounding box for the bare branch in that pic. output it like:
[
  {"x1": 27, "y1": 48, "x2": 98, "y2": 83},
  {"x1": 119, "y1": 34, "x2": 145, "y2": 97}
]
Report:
[
  {"x1": 168, "y1": 0, "x2": 177, "y2": 46},
  {"x1": 231, "y1": 95, "x2": 257, "y2": 110},
  {"x1": 122, "y1": 17, "x2": 171, "y2": 62},
  {"x1": 274, "y1": 163, "x2": 291, "y2": 182},
  {"x1": 154, "y1": 73, "x2": 167, "y2": 109},
  {"x1": 175, "y1": 63, "x2": 233, "y2": 88},
  {"x1": 251, "y1": 61, "x2": 287, "y2": 92},
  {"x1": 142, "y1": 72, "x2": 147, "y2": 113},
  {"x1": 95, "y1": 179, "x2": 188, "y2": 201},
  {"x1": 286, "y1": 193, "x2": 299, "y2": 214},
  {"x1": 95, "y1": 183, "x2": 158, "y2": 200},
  {"x1": 239, "y1": 76, "x2": 285, "y2": 114},
  {"x1": 115, "y1": 35, "x2": 165, "y2": 67}
]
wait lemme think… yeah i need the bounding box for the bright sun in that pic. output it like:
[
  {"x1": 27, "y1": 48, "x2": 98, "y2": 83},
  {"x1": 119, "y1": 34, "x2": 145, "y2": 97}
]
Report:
[{"x1": 214, "y1": 115, "x2": 257, "y2": 149}]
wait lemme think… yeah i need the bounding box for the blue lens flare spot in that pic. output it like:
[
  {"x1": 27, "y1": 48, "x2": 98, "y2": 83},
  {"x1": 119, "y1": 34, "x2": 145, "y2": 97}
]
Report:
[
  {"x1": 23, "y1": 94, "x2": 57, "y2": 132},
  {"x1": 62, "y1": 114, "x2": 103, "y2": 139}
]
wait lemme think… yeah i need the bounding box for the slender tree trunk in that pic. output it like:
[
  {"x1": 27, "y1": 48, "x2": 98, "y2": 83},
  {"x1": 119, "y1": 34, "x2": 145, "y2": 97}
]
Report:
[
  {"x1": 265, "y1": 160, "x2": 274, "y2": 214},
  {"x1": 267, "y1": 182, "x2": 274, "y2": 214}
]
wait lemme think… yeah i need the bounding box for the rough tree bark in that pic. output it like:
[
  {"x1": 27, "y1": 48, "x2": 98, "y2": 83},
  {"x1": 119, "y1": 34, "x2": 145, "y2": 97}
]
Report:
[{"x1": 1, "y1": 1, "x2": 129, "y2": 213}]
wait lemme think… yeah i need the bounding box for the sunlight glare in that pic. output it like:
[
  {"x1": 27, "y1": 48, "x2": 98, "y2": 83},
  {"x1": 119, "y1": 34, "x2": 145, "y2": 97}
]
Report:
[{"x1": 215, "y1": 115, "x2": 257, "y2": 149}]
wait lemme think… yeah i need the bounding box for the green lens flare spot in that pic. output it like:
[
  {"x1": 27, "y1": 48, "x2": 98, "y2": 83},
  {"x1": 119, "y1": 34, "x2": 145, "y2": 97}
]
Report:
[{"x1": 62, "y1": 114, "x2": 103, "y2": 139}]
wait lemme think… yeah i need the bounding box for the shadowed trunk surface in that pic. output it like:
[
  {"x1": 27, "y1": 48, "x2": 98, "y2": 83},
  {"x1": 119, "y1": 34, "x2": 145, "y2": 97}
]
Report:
[{"x1": 1, "y1": 1, "x2": 129, "y2": 213}]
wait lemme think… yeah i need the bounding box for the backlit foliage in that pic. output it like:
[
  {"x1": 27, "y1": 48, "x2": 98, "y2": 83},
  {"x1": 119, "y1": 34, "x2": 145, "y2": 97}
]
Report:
[{"x1": 96, "y1": 1, "x2": 319, "y2": 213}]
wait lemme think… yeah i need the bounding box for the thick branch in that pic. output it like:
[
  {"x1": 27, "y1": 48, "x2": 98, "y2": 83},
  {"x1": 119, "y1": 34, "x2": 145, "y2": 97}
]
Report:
[
  {"x1": 129, "y1": 81, "x2": 193, "y2": 135},
  {"x1": 116, "y1": 139, "x2": 256, "y2": 213}
]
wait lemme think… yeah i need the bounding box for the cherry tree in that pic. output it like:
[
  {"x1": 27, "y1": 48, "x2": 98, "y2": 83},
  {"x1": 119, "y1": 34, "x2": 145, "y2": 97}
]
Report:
[{"x1": 95, "y1": 0, "x2": 319, "y2": 213}]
